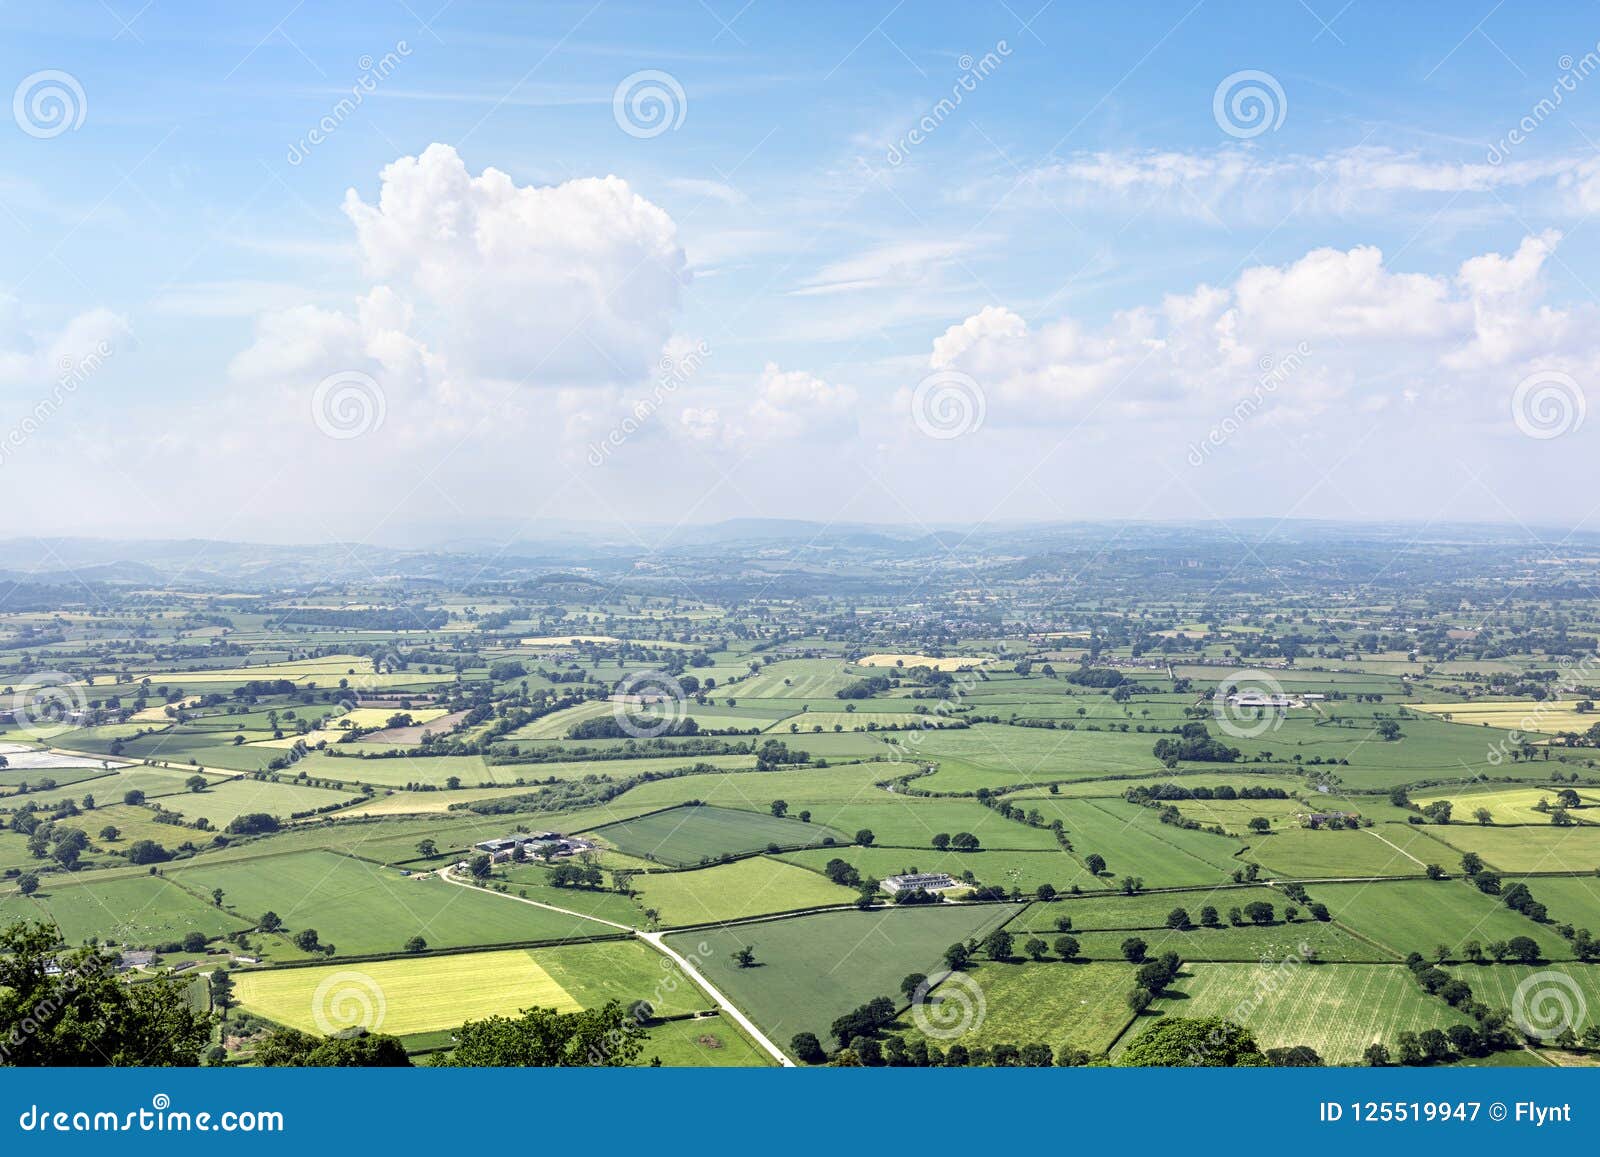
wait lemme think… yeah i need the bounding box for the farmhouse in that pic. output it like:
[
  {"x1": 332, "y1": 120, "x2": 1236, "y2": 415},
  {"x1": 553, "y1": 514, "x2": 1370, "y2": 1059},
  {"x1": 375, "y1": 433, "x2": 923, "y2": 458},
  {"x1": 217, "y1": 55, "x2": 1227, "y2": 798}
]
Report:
[
  {"x1": 1227, "y1": 692, "x2": 1291, "y2": 708},
  {"x1": 473, "y1": 832, "x2": 595, "y2": 862},
  {"x1": 1298, "y1": 810, "x2": 1360, "y2": 828},
  {"x1": 882, "y1": 872, "x2": 958, "y2": 894}
]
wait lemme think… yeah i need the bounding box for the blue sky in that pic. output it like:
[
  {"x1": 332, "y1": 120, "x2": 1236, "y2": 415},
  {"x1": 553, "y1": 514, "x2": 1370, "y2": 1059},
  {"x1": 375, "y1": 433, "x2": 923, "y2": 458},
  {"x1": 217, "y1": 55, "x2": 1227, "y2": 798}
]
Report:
[{"x1": 4, "y1": 1, "x2": 1600, "y2": 544}]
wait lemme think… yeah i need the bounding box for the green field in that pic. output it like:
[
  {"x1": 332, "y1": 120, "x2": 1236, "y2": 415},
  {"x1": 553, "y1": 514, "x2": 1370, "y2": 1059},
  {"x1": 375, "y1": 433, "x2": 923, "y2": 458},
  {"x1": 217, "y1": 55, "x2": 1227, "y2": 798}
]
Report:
[
  {"x1": 1412, "y1": 784, "x2": 1600, "y2": 825},
  {"x1": 667, "y1": 905, "x2": 1014, "y2": 1051},
  {"x1": 1430, "y1": 824, "x2": 1600, "y2": 874},
  {"x1": 631, "y1": 856, "x2": 857, "y2": 925},
  {"x1": 1438, "y1": 963, "x2": 1600, "y2": 1036},
  {"x1": 770, "y1": 711, "x2": 955, "y2": 733},
  {"x1": 1121, "y1": 963, "x2": 1473, "y2": 1065},
  {"x1": 802, "y1": 799, "x2": 1065, "y2": 851},
  {"x1": 729, "y1": 660, "x2": 861, "y2": 699},
  {"x1": 1051, "y1": 921, "x2": 1393, "y2": 963},
  {"x1": 1320, "y1": 879, "x2": 1577, "y2": 961},
  {"x1": 641, "y1": 1015, "x2": 775, "y2": 1066},
  {"x1": 1022, "y1": 797, "x2": 1247, "y2": 886},
  {"x1": 155, "y1": 776, "x2": 360, "y2": 826},
  {"x1": 901, "y1": 961, "x2": 1139, "y2": 1057},
  {"x1": 1248, "y1": 824, "x2": 1444, "y2": 878},
  {"x1": 171, "y1": 851, "x2": 614, "y2": 956},
  {"x1": 1502, "y1": 875, "x2": 1600, "y2": 930},
  {"x1": 0, "y1": 874, "x2": 251, "y2": 947},
  {"x1": 1007, "y1": 887, "x2": 1289, "y2": 931},
  {"x1": 908, "y1": 725, "x2": 1167, "y2": 792},
  {"x1": 587, "y1": 804, "x2": 847, "y2": 866}
]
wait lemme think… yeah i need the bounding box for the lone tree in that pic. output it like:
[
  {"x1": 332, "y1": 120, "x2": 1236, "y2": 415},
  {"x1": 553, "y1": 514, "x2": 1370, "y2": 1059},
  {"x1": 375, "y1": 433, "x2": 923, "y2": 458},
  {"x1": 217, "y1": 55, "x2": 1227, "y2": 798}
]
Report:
[
  {"x1": 404, "y1": 936, "x2": 428, "y2": 953},
  {"x1": 1085, "y1": 853, "x2": 1107, "y2": 875},
  {"x1": 984, "y1": 928, "x2": 1014, "y2": 961},
  {"x1": 258, "y1": 910, "x2": 283, "y2": 932},
  {"x1": 791, "y1": 1032, "x2": 826, "y2": 1064},
  {"x1": 769, "y1": 799, "x2": 788, "y2": 818},
  {"x1": 732, "y1": 945, "x2": 757, "y2": 968}
]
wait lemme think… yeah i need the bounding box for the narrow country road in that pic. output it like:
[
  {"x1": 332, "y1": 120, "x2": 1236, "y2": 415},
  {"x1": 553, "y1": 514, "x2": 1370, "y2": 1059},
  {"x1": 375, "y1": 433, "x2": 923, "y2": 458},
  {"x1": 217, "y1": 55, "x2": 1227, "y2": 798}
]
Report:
[
  {"x1": 438, "y1": 868, "x2": 793, "y2": 1066},
  {"x1": 638, "y1": 929, "x2": 794, "y2": 1067}
]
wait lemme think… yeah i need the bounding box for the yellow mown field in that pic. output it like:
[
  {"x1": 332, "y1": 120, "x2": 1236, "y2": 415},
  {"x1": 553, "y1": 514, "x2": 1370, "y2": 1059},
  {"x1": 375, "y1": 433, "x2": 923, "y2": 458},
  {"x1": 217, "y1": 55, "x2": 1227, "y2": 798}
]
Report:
[
  {"x1": 232, "y1": 949, "x2": 579, "y2": 1036},
  {"x1": 857, "y1": 653, "x2": 991, "y2": 671},
  {"x1": 1411, "y1": 699, "x2": 1599, "y2": 735}
]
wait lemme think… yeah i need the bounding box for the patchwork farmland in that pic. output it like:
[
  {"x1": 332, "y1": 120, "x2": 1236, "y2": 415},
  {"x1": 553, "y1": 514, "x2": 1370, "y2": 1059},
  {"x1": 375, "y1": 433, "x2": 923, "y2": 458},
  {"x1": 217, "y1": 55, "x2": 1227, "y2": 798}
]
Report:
[{"x1": 4, "y1": 529, "x2": 1599, "y2": 1071}]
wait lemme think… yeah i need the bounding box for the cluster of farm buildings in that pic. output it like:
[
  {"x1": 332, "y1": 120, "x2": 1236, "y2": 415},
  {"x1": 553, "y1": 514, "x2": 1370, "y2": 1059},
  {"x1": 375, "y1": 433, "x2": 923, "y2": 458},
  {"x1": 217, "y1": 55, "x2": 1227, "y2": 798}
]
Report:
[{"x1": 467, "y1": 831, "x2": 594, "y2": 864}]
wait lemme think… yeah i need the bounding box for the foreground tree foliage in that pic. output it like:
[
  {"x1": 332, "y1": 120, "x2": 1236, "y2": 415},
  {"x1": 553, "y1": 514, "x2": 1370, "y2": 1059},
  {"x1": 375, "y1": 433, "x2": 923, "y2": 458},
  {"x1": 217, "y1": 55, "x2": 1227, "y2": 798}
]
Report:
[
  {"x1": 1118, "y1": 1016, "x2": 1268, "y2": 1067},
  {"x1": 432, "y1": 1000, "x2": 646, "y2": 1066},
  {"x1": 254, "y1": 1027, "x2": 412, "y2": 1067},
  {"x1": 0, "y1": 920, "x2": 212, "y2": 1066}
]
